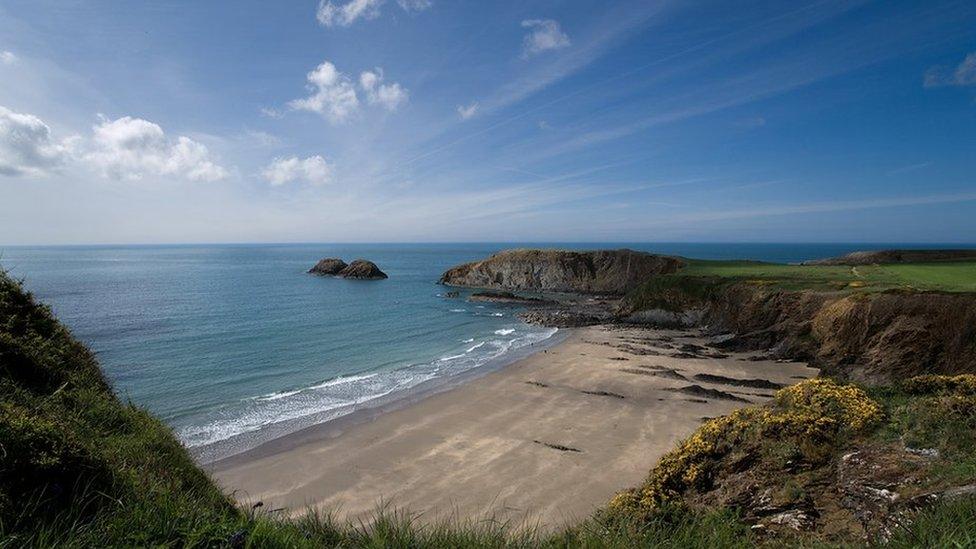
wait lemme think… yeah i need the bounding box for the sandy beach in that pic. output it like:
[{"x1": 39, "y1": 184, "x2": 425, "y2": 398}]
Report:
[{"x1": 211, "y1": 325, "x2": 818, "y2": 530}]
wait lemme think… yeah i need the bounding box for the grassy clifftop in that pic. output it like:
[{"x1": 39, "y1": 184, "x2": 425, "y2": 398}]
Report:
[{"x1": 625, "y1": 258, "x2": 976, "y2": 299}]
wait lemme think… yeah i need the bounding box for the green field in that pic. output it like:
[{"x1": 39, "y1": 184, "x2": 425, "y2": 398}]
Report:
[{"x1": 676, "y1": 259, "x2": 976, "y2": 293}]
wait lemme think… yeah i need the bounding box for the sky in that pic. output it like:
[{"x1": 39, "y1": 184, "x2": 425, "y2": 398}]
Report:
[{"x1": 1, "y1": 0, "x2": 975, "y2": 245}]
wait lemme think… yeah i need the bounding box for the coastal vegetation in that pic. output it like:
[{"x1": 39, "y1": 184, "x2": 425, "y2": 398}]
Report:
[{"x1": 4, "y1": 250, "x2": 976, "y2": 547}]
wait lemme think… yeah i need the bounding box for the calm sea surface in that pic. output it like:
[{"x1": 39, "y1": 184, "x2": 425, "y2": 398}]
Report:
[{"x1": 1, "y1": 242, "x2": 964, "y2": 459}]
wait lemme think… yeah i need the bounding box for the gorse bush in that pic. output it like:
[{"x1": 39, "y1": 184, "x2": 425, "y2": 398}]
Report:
[
  {"x1": 607, "y1": 378, "x2": 882, "y2": 518},
  {"x1": 900, "y1": 374, "x2": 976, "y2": 396}
]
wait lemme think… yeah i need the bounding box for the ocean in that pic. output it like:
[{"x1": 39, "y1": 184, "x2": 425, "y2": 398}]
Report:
[{"x1": 1, "y1": 242, "x2": 962, "y2": 461}]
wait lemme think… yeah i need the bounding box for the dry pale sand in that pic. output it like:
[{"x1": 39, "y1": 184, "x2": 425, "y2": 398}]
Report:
[{"x1": 211, "y1": 325, "x2": 818, "y2": 531}]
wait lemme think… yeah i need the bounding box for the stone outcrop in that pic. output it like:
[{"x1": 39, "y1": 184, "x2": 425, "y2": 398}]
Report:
[
  {"x1": 308, "y1": 258, "x2": 348, "y2": 276},
  {"x1": 337, "y1": 259, "x2": 388, "y2": 280},
  {"x1": 308, "y1": 258, "x2": 387, "y2": 279},
  {"x1": 802, "y1": 249, "x2": 976, "y2": 265},
  {"x1": 439, "y1": 249, "x2": 683, "y2": 295}
]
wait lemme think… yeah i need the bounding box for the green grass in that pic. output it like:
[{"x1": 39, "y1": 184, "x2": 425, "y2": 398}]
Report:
[
  {"x1": 623, "y1": 259, "x2": 976, "y2": 313},
  {"x1": 678, "y1": 259, "x2": 976, "y2": 293}
]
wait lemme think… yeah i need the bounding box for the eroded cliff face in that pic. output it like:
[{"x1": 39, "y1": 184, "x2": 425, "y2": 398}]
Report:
[
  {"x1": 439, "y1": 249, "x2": 684, "y2": 295},
  {"x1": 672, "y1": 285, "x2": 976, "y2": 385}
]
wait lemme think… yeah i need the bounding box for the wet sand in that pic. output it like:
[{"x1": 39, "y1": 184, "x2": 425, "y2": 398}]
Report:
[{"x1": 211, "y1": 325, "x2": 817, "y2": 530}]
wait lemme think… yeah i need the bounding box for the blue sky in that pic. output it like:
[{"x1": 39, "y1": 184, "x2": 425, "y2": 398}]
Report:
[{"x1": 1, "y1": 0, "x2": 974, "y2": 244}]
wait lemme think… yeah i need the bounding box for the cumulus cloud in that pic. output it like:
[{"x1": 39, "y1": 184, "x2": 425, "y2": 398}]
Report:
[
  {"x1": 289, "y1": 61, "x2": 408, "y2": 121},
  {"x1": 520, "y1": 19, "x2": 570, "y2": 58},
  {"x1": 0, "y1": 105, "x2": 71, "y2": 177},
  {"x1": 924, "y1": 52, "x2": 976, "y2": 88},
  {"x1": 359, "y1": 69, "x2": 408, "y2": 111},
  {"x1": 457, "y1": 102, "x2": 479, "y2": 120},
  {"x1": 84, "y1": 116, "x2": 227, "y2": 181},
  {"x1": 316, "y1": 0, "x2": 383, "y2": 27},
  {"x1": 262, "y1": 155, "x2": 335, "y2": 186},
  {"x1": 0, "y1": 51, "x2": 17, "y2": 65},
  {"x1": 288, "y1": 61, "x2": 360, "y2": 123}
]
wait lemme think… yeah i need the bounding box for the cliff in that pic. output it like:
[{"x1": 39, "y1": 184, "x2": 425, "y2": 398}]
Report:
[
  {"x1": 621, "y1": 278, "x2": 976, "y2": 385},
  {"x1": 439, "y1": 248, "x2": 684, "y2": 295}
]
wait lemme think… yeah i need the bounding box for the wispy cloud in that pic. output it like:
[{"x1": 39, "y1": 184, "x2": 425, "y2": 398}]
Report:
[
  {"x1": 924, "y1": 51, "x2": 976, "y2": 87},
  {"x1": 396, "y1": 0, "x2": 432, "y2": 12},
  {"x1": 624, "y1": 191, "x2": 976, "y2": 229},
  {"x1": 262, "y1": 155, "x2": 335, "y2": 186},
  {"x1": 520, "y1": 19, "x2": 571, "y2": 58},
  {"x1": 457, "y1": 102, "x2": 479, "y2": 120},
  {"x1": 316, "y1": 0, "x2": 432, "y2": 27},
  {"x1": 316, "y1": 0, "x2": 383, "y2": 27},
  {"x1": 0, "y1": 50, "x2": 17, "y2": 65},
  {"x1": 887, "y1": 161, "x2": 932, "y2": 176}
]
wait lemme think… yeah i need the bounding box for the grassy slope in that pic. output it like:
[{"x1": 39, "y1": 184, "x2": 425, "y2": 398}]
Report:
[{"x1": 3, "y1": 268, "x2": 976, "y2": 547}]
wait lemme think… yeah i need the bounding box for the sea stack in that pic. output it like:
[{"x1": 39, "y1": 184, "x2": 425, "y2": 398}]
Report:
[
  {"x1": 308, "y1": 258, "x2": 348, "y2": 276},
  {"x1": 338, "y1": 259, "x2": 388, "y2": 280},
  {"x1": 308, "y1": 258, "x2": 388, "y2": 279}
]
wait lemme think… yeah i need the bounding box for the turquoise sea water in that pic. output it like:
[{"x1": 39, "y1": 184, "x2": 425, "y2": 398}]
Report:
[{"x1": 2, "y1": 242, "x2": 968, "y2": 460}]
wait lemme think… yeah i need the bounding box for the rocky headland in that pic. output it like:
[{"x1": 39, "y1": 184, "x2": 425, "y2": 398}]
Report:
[
  {"x1": 439, "y1": 248, "x2": 683, "y2": 295},
  {"x1": 309, "y1": 258, "x2": 388, "y2": 280}
]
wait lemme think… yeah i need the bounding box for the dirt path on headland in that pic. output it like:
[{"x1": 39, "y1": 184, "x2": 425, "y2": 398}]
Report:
[{"x1": 212, "y1": 325, "x2": 817, "y2": 531}]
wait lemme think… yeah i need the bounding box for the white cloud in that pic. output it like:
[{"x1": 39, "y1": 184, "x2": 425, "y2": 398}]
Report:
[
  {"x1": 520, "y1": 19, "x2": 571, "y2": 58},
  {"x1": 316, "y1": 0, "x2": 431, "y2": 27},
  {"x1": 262, "y1": 155, "x2": 335, "y2": 186},
  {"x1": 84, "y1": 116, "x2": 227, "y2": 181},
  {"x1": 289, "y1": 61, "x2": 408, "y2": 121},
  {"x1": 288, "y1": 61, "x2": 360, "y2": 123},
  {"x1": 396, "y1": 0, "x2": 432, "y2": 11},
  {"x1": 316, "y1": 0, "x2": 383, "y2": 27},
  {"x1": 0, "y1": 51, "x2": 17, "y2": 65},
  {"x1": 0, "y1": 105, "x2": 71, "y2": 177},
  {"x1": 924, "y1": 52, "x2": 976, "y2": 88},
  {"x1": 457, "y1": 102, "x2": 479, "y2": 120},
  {"x1": 359, "y1": 69, "x2": 408, "y2": 111}
]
